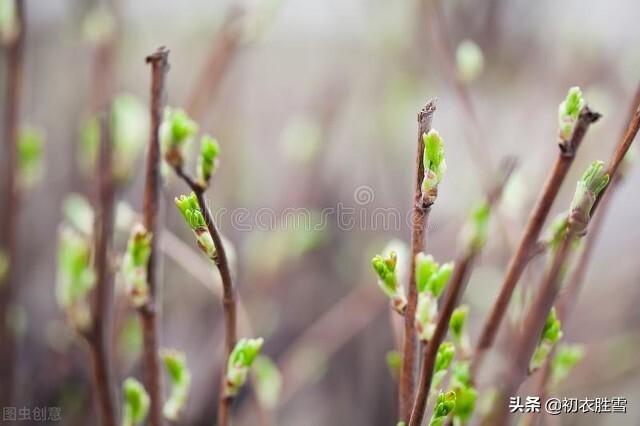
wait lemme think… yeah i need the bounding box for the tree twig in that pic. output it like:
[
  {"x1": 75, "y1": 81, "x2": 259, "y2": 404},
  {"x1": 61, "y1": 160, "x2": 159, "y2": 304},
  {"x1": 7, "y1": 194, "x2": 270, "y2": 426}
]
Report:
[
  {"x1": 472, "y1": 106, "x2": 601, "y2": 377},
  {"x1": 140, "y1": 47, "x2": 170, "y2": 426},
  {"x1": 400, "y1": 99, "x2": 437, "y2": 421},
  {"x1": 88, "y1": 109, "x2": 117, "y2": 426},
  {"x1": 0, "y1": 0, "x2": 25, "y2": 409}
]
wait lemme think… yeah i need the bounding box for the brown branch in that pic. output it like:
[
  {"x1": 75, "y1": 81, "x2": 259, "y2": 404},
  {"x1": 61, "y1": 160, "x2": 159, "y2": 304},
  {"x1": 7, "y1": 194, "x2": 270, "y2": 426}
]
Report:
[
  {"x1": 88, "y1": 110, "x2": 117, "y2": 426},
  {"x1": 140, "y1": 47, "x2": 170, "y2": 426},
  {"x1": 0, "y1": 0, "x2": 25, "y2": 409},
  {"x1": 472, "y1": 106, "x2": 601, "y2": 377},
  {"x1": 173, "y1": 166, "x2": 237, "y2": 425},
  {"x1": 399, "y1": 99, "x2": 437, "y2": 421}
]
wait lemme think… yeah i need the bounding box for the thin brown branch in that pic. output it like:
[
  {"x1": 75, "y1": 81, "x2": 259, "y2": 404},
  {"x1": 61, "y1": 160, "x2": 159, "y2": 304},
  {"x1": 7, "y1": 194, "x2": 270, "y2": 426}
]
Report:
[
  {"x1": 0, "y1": 0, "x2": 25, "y2": 409},
  {"x1": 472, "y1": 106, "x2": 601, "y2": 377},
  {"x1": 400, "y1": 99, "x2": 437, "y2": 421},
  {"x1": 140, "y1": 47, "x2": 170, "y2": 426}
]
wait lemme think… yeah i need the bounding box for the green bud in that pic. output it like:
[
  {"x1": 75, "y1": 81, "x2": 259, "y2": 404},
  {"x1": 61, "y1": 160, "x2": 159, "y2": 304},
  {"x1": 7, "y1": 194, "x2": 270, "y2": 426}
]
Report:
[
  {"x1": 225, "y1": 338, "x2": 264, "y2": 397},
  {"x1": 451, "y1": 362, "x2": 472, "y2": 388},
  {"x1": 449, "y1": 305, "x2": 468, "y2": 345},
  {"x1": 456, "y1": 39, "x2": 484, "y2": 82},
  {"x1": 122, "y1": 225, "x2": 152, "y2": 307},
  {"x1": 416, "y1": 291, "x2": 437, "y2": 341},
  {"x1": 386, "y1": 350, "x2": 402, "y2": 379},
  {"x1": 252, "y1": 355, "x2": 282, "y2": 410},
  {"x1": 17, "y1": 126, "x2": 44, "y2": 188},
  {"x1": 435, "y1": 342, "x2": 455, "y2": 373},
  {"x1": 197, "y1": 135, "x2": 220, "y2": 185},
  {"x1": 415, "y1": 253, "x2": 438, "y2": 294},
  {"x1": 463, "y1": 201, "x2": 490, "y2": 252},
  {"x1": 428, "y1": 262, "x2": 454, "y2": 298},
  {"x1": 551, "y1": 344, "x2": 584, "y2": 386},
  {"x1": 56, "y1": 226, "x2": 95, "y2": 330},
  {"x1": 569, "y1": 161, "x2": 609, "y2": 234},
  {"x1": 372, "y1": 251, "x2": 406, "y2": 313},
  {"x1": 422, "y1": 129, "x2": 447, "y2": 204},
  {"x1": 122, "y1": 378, "x2": 150, "y2": 426},
  {"x1": 161, "y1": 349, "x2": 191, "y2": 421},
  {"x1": 452, "y1": 385, "x2": 477, "y2": 422},
  {"x1": 541, "y1": 308, "x2": 562, "y2": 344},
  {"x1": 112, "y1": 94, "x2": 149, "y2": 181},
  {"x1": 558, "y1": 86, "x2": 585, "y2": 141},
  {"x1": 430, "y1": 391, "x2": 456, "y2": 426},
  {"x1": 161, "y1": 108, "x2": 198, "y2": 168},
  {"x1": 175, "y1": 193, "x2": 216, "y2": 259}
]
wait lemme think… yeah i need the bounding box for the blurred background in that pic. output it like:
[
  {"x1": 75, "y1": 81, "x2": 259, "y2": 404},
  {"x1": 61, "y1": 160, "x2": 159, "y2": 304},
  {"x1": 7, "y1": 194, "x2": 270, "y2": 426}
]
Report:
[{"x1": 1, "y1": 0, "x2": 640, "y2": 424}]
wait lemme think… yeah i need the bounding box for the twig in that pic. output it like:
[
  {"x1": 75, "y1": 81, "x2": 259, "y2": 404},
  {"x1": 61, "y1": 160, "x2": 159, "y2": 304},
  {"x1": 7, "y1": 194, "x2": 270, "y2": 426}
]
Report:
[
  {"x1": 488, "y1": 96, "x2": 640, "y2": 425},
  {"x1": 140, "y1": 47, "x2": 170, "y2": 426},
  {"x1": 472, "y1": 107, "x2": 601, "y2": 376},
  {"x1": 173, "y1": 166, "x2": 237, "y2": 425},
  {"x1": 88, "y1": 110, "x2": 117, "y2": 426},
  {"x1": 0, "y1": 0, "x2": 25, "y2": 409},
  {"x1": 400, "y1": 99, "x2": 437, "y2": 421},
  {"x1": 407, "y1": 160, "x2": 515, "y2": 426}
]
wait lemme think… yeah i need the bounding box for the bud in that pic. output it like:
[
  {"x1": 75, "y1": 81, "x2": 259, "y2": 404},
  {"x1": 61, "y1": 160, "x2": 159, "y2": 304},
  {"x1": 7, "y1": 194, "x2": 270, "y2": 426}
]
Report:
[
  {"x1": 161, "y1": 108, "x2": 198, "y2": 168},
  {"x1": 161, "y1": 349, "x2": 191, "y2": 421},
  {"x1": 421, "y1": 130, "x2": 447, "y2": 205},
  {"x1": 111, "y1": 94, "x2": 149, "y2": 181},
  {"x1": 175, "y1": 193, "x2": 216, "y2": 260},
  {"x1": 551, "y1": 344, "x2": 584, "y2": 387},
  {"x1": 122, "y1": 225, "x2": 152, "y2": 307},
  {"x1": 17, "y1": 126, "x2": 44, "y2": 188},
  {"x1": 449, "y1": 305, "x2": 471, "y2": 355},
  {"x1": 432, "y1": 342, "x2": 455, "y2": 389},
  {"x1": 416, "y1": 292, "x2": 438, "y2": 341},
  {"x1": 252, "y1": 355, "x2": 282, "y2": 410},
  {"x1": 462, "y1": 201, "x2": 490, "y2": 252},
  {"x1": 56, "y1": 226, "x2": 95, "y2": 331},
  {"x1": 456, "y1": 39, "x2": 484, "y2": 82},
  {"x1": 569, "y1": 161, "x2": 609, "y2": 234},
  {"x1": 531, "y1": 308, "x2": 563, "y2": 370},
  {"x1": 224, "y1": 337, "x2": 264, "y2": 397},
  {"x1": 197, "y1": 135, "x2": 220, "y2": 185},
  {"x1": 415, "y1": 254, "x2": 454, "y2": 341},
  {"x1": 371, "y1": 251, "x2": 406, "y2": 314},
  {"x1": 430, "y1": 391, "x2": 456, "y2": 426},
  {"x1": 386, "y1": 350, "x2": 402, "y2": 380},
  {"x1": 558, "y1": 86, "x2": 585, "y2": 142},
  {"x1": 122, "y1": 378, "x2": 150, "y2": 426}
]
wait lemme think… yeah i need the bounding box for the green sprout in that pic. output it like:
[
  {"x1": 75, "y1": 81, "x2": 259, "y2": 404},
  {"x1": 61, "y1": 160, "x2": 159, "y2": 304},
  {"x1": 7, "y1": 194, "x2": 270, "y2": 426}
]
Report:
[
  {"x1": 371, "y1": 251, "x2": 406, "y2": 313},
  {"x1": 414, "y1": 254, "x2": 454, "y2": 341},
  {"x1": 122, "y1": 224, "x2": 152, "y2": 307},
  {"x1": 56, "y1": 225, "x2": 95, "y2": 330},
  {"x1": 430, "y1": 391, "x2": 456, "y2": 426},
  {"x1": 17, "y1": 126, "x2": 44, "y2": 188},
  {"x1": 252, "y1": 355, "x2": 282, "y2": 410},
  {"x1": 122, "y1": 378, "x2": 150, "y2": 426},
  {"x1": 432, "y1": 342, "x2": 455, "y2": 389},
  {"x1": 224, "y1": 338, "x2": 264, "y2": 397},
  {"x1": 449, "y1": 305, "x2": 471, "y2": 356},
  {"x1": 175, "y1": 193, "x2": 216, "y2": 260},
  {"x1": 161, "y1": 108, "x2": 198, "y2": 168},
  {"x1": 531, "y1": 308, "x2": 563, "y2": 370},
  {"x1": 421, "y1": 129, "x2": 447, "y2": 204},
  {"x1": 161, "y1": 349, "x2": 191, "y2": 421},
  {"x1": 456, "y1": 39, "x2": 484, "y2": 82},
  {"x1": 197, "y1": 135, "x2": 220, "y2": 185},
  {"x1": 462, "y1": 201, "x2": 490, "y2": 252},
  {"x1": 569, "y1": 161, "x2": 609, "y2": 234},
  {"x1": 550, "y1": 344, "x2": 584, "y2": 387},
  {"x1": 558, "y1": 86, "x2": 585, "y2": 141},
  {"x1": 386, "y1": 350, "x2": 402, "y2": 380}
]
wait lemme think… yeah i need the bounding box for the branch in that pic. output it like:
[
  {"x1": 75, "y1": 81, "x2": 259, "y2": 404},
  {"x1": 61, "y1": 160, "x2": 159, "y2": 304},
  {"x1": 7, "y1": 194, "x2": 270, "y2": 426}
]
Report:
[
  {"x1": 140, "y1": 47, "x2": 170, "y2": 426},
  {"x1": 0, "y1": 0, "x2": 25, "y2": 409},
  {"x1": 472, "y1": 106, "x2": 600, "y2": 376},
  {"x1": 400, "y1": 99, "x2": 437, "y2": 421}
]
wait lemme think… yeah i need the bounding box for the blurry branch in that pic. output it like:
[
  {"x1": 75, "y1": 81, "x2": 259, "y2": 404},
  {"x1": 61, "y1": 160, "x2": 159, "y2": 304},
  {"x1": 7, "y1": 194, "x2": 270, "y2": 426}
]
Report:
[
  {"x1": 488, "y1": 97, "x2": 640, "y2": 425},
  {"x1": 408, "y1": 160, "x2": 515, "y2": 426},
  {"x1": 87, "y1": 110, "x2": 117, "y2": 426},
  {"x1": 472, "y1": 96, "x2": 601, "y2": 377},
  {"x1": 0, "y1": 0, "x2": 24, "y2": 409},
  {"x1": 400, "y1": 100, "x2": 437, "y2": 421},
  {"x1": 140, "y1": 47, "x2": 170, "y2": 426}
]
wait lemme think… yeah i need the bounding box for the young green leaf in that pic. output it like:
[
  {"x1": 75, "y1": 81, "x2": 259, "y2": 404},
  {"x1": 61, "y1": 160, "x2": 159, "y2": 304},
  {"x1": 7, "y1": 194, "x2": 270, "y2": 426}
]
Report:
[
  {"x1": 161, "y1": 108, "x2": 198, "y2": 168},
  {"x1": 430, "y1": 391, "x2": 456, "y2": 426},
  {"x1": 122, "y1": 224, "x2": 152, "y2": 307},
  {"x1": 175, "y1": 193, "x2": 216, "y2": 260},
  {"x1": 463, "y1": 201, "x2": 490, "y2": 252},
  {"x1": 551, "y1": 344, "x2": 584, "y2": 387},
  {"x1": 421, "y1": 129, "x2": 447, "y2": 204},
  {"x1": 122, "y1": 378, "x2": 150, "y2": 426},
  {"x1": 371, "y1": 251, "x2": 406, "y2": 313},
  {"x1": 558, "y1": 86, "x2": 585, "y2": 141},
  {"x1": 161, "y1": 349, "x2": 191, "y2": 421},
  {"x1": 386, "y1": 350, "x2": 402, "y2": 380},
  {"x1": 225, "y1": 338, "x2": 264, "y2": 397},
  {"x1": 197, "y1": 135, "x2": 220, "y2": 185},
  {"x1": 17, "y1": 126, "x2": 44, "y2": 188},
  {"x1": 569, "y1": 161, "x2": 609, "y2": 234}
]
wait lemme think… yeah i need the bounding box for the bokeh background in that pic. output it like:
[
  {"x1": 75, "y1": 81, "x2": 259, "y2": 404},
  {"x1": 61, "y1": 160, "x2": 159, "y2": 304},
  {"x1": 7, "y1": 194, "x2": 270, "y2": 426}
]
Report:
[{"x1": 2, "y1": 0, "x2": 640, "y2": 424}]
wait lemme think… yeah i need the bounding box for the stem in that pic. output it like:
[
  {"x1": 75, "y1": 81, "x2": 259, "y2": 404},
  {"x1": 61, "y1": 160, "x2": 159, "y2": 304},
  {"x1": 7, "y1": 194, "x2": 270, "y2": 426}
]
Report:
[
  {"x1": 472, "y1": 107, "x2": 600, "y2": 376},
  {"x1": 0, "y1": 0, "x2": 25, "y2": 409},
  {"x1": 173, "y1": 168, "x2": 237, "y2": 426},
  {"x1": 409, "y1": 252, "x2": 474, "y2": 426},
  {"x1": 140, "y1": 47, "x2": 170, "y2": 426},
  {"x1": 400, "y1": 99, "x2": 437, "y2": 421}
]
